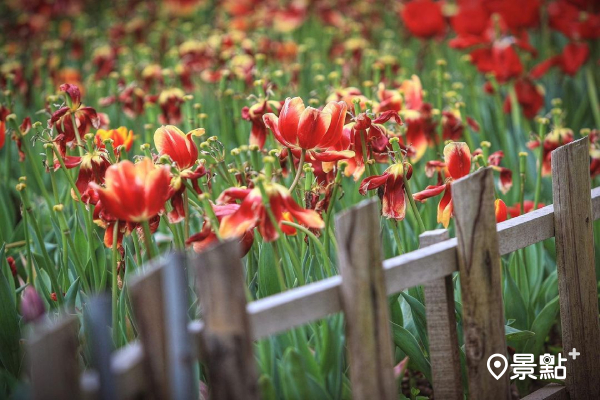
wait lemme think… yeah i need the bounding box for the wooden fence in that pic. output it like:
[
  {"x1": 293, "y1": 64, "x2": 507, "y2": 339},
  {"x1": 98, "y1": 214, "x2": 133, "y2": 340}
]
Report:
[{"x1": 26, "y1": 137, "x2": 600, "y2": 399}]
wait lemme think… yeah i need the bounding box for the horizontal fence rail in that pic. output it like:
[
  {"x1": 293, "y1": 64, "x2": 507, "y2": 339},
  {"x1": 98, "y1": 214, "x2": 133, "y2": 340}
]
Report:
[
  {"x1": 77, "y1": 186, "x2": 600, "y2": 400},
  {"x1": 28, "y1": 137, "x2": 600, "y2": 400}
]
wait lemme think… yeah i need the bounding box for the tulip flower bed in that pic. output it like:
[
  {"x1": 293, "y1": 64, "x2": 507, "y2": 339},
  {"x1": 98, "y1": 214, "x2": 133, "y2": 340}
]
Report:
[{"x1": 1, "y1": 0, "x2": 600, "y2": 398}]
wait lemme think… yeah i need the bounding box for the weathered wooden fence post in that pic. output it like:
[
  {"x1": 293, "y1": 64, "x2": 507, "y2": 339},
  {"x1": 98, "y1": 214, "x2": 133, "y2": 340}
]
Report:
[
  {"x1": 162, "y1": 252, "x2": 196, "y2": 400},
  {"x1": 86, "y1": 295, "x2": 116, "y2": 400},
  {"x1": 452, "y1": 167, "x2": 510, "y2": 399},
  {"x1": 129, "y1": 254, "x2": 185, "y2": 400},
  {"x1": 28, "y1": 315, "x2": 81, "y2": 400},
  {"x1": 551, "y1": 137, "x2": 600, "y2": 399},
  {"x1": 420, "y1": 229, "x2": 463, "y2": 399},
  {"x1": 129, "y1": 254, "x2": 192, "y2": 399},
  {"x1": 335, "y1": 199, "x2": 396, "y2": 400},
  {"x1": 195, "y1": 240, "x2": 259, "y2": 400}
]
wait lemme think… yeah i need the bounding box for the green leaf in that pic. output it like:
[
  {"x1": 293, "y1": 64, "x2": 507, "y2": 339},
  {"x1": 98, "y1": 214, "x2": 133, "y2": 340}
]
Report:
[
  {"x1": 65, "y1": 277, "x2": 80, "y2": 310},
  {"x1": 504, "y1": 325, "x2": 535, "y2": 342},
  {"x1": 259, "y1": 374, "x2": 277, "y2": 400},
  {"x1": 524, "y1": 296, "x2": 560, "y2": 357},
  {"x1": 0, "y1": 244, "x2": 22, "y2": 377},
  {"x1": 258, "y1": 242, "x2": 280, "y2": 297},
  {"x1": 391, "y1": 322, "x2": 432, "y2": 382},
  {"x1": 503, "y1": 264, "x2": 528, "y2": 330},
  {"x1": 399, "y1": 292, "x2": 429, "y2": 351},
  {"x1": 280, "y1": 348, "x2": 311, "y2": 400}
]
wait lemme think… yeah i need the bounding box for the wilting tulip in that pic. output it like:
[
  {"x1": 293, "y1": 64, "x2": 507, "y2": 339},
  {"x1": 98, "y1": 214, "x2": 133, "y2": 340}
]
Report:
[
  {"x1": 154, "y1": 125, "x2": 207, "y2": 221},
  {"x1": 91, "y1": 158, "x2": 172, "y2": 223},
  {"x1": 503, "y1": 78, "x2": 544, "y2": 119},
  {"x1": 263, "y1": 97, "x2": 353, "y2": 162},
  {"x1": 495, "y1": 199, "x2": 508, "y2": 223},
  {"x1": 158, "y1": 88, "x2": 186, "y2": 125},
  {"x1": 56, "y1": 150, "x2": 111, "y2": 203},
  {"x1": 48, "y1": 84, "x2": 99, "y2": 154},
  {"x1": 530, "y1": 42, "x2": 590, "y2": 78},
  {"x1": 413, "y1": 142, "x2": 472, "y2": 228},
  {"x1": 242, "y1": 97, "x2": 282, "y2": 149},
  {"x1": 359, "y1": 162, "x2": 413, "y2": 220},
  {"x1": 219, "y1": 182, "x2": 324, "y2": 242},
  {"x1": 527, "y1": 128, "x2": 574, "y2": 176},
  {"x1": 186, "y1": 204, "x2": 254, "y2": 255},
  {"x1": 95, "y1": 127, "x2": 134, "y2": 153},
  {"x1": 154, "y1": 125, "x2": 204, "y2": 169}
]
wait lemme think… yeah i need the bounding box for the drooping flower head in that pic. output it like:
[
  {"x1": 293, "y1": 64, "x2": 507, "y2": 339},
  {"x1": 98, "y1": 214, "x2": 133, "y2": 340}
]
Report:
[
  {"x1": 219, "y1": 182, "x2": 324, "y2": 242},
  {"x1": 154, "y1": 125, "x2": 204, "y2": 170},
  {"x1": 48, "y1": 83, "x2": 99, "y2": 154},
  {"x1": 413, "y1": 142, "x2": 472, "y2": 227},
  {"x1": 359, "y1": 162, "x2": 413, "y2": 220}
]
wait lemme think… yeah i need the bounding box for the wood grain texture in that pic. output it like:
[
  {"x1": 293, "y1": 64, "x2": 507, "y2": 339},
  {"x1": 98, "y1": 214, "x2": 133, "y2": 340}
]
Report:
[
  {"x1": 335, "y1": 199, "x2": 396, "y2": 400},
  {"x1": 129, "y1": 260, "x2": 168, "y2": 400},
  {"x1": 521, "y1": 384, "x2": 568, "y2": 400},
  {"x1": 420, "y1": 230, "x2": 463, "y2": 400},
  {"x1": 551, "y1": 137, "x2": 600, "y2": 400},
  {"x1": 28, "y1": 315, "x2": 81, "y2": 400},
  {"x1": 451, "y1": 167, "x2": 510, "y2": 400},
  {"x1": 194, "y1": 240, "x2": 259, "y2": 400}
]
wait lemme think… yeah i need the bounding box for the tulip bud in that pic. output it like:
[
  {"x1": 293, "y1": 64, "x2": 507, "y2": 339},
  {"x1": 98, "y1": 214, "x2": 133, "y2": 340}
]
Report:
[{"x1": 21, "y1": 286, "x2": 46, "y2": 323}]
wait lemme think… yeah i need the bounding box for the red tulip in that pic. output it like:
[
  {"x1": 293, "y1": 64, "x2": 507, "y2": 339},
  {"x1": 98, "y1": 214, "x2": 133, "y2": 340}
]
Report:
[
  {"x1": 503, "y1": 78, "x2": 544, "y2": 119},
  {"x1": 359, "y1": 162, "x2": 413, "y2": 220},
  {"x1": 263, "y1": 97, "x2": 353, "y2": 161},
  {"x1": 48, "y1": 84, "x2": 99, "y2": 154},
  {"x1": 413, "y1": 142, "x2": 472, "y2": 228},
  {"x1": 0, "y1": 105, "x2": 9, "y2": 150},
  {"x1": 91, "y1": 158, "x2": 172, "y2": 223},
  {"x1": 219, "y1": 182, "x2": 324, "y2": 242},
  {"x1": 495, "y1": 199, "x2": 508, "y2": 223},
  {"x1": 154, "y1": 125, "x2": 204, "y2": 170},
  {"x1": 401, "y1": 0, "x2": 446, "y2": 39},
  {"x1": 186, "y1": 204, "x2": 254, "y2": 255},
  {"x1": 242, "y1": 98, "x2": 282, "y2": 149}
]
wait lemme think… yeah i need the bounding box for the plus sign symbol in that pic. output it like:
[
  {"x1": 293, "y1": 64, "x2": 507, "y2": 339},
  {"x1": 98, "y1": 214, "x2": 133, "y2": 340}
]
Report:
[{"x1": 568, "y1": 348, "x2": 580, "y2": 360}]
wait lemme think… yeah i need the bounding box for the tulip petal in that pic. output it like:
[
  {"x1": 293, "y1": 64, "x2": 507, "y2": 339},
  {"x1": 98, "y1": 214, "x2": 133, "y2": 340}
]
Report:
[{"x1": 297, "y1": 107, "x2": 331, "y2": 149}]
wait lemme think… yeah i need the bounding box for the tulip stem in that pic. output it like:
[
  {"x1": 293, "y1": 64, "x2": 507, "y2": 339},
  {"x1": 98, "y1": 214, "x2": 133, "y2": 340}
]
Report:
[
  {"x1": 390, "y1": 220, "x2": 404, "y2": 255},
  {"x1": 585, "y1": 64, "x2": 600, "y2": 129},
  {"x1": 533, "y1": 120, "x2": 547, "y2": 209},
  {"x1": 70, "y1": 113, "x2": 85, "y2": 157},
  {"x1": 141, "y1": 219, "x2": 157, "y2": 260},
  {"x1": 111, "y1": 220, "x2": 119, "y2": 341},
  {"x1": 288, "y1": 149, "x2": 305, "y2": 192},
  {"x1": 402, "y1": 173, "x2": 426, "y2": 234},
  {"x1": 282, "y1": 221, "x2": 332, "y2": 277}
]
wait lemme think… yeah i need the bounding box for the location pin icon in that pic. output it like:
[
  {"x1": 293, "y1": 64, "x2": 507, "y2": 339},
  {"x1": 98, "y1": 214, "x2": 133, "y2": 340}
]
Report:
[{"x1": 487, "y1": 354, "x2": 508, "y2": 380}]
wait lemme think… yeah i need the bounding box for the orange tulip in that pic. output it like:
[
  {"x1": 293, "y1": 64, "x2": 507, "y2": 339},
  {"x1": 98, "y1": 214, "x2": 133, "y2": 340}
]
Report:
[
  {"x1": 91, "y1": 158, "x2": 171, "y2": 223},
  {"x1": 95, "y1": 127, "x2": 134, "y2": 152}
]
